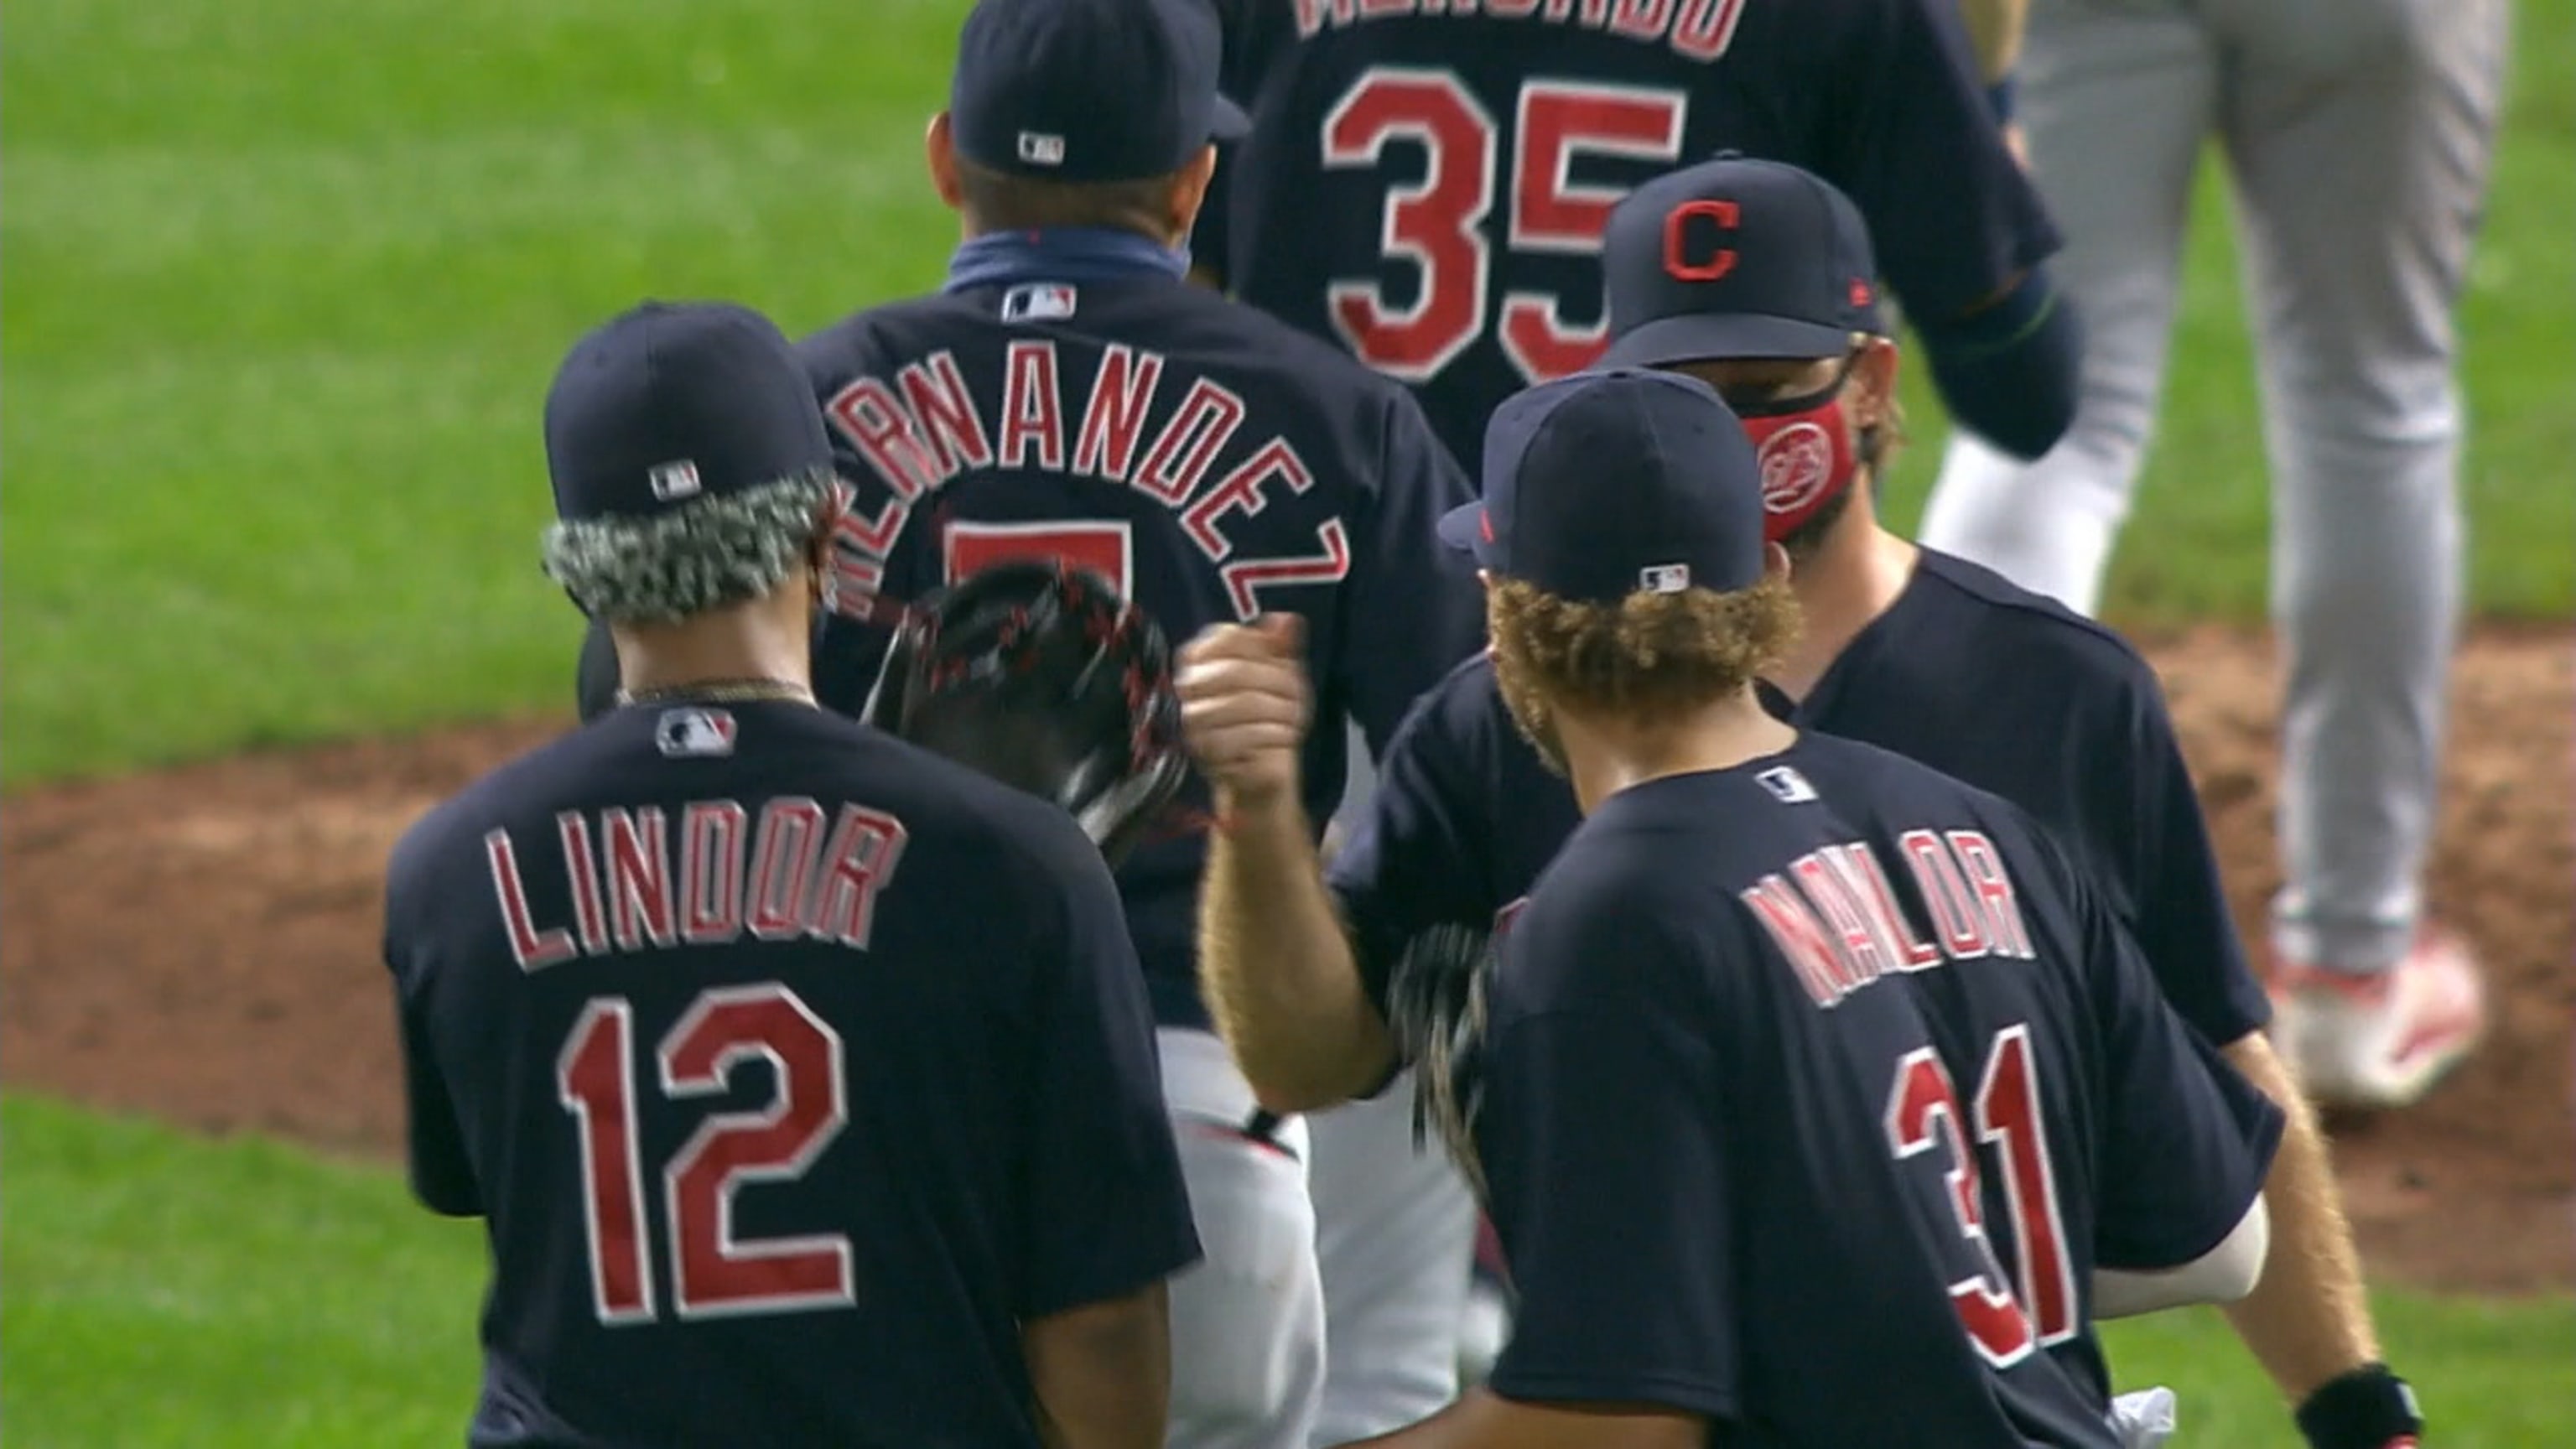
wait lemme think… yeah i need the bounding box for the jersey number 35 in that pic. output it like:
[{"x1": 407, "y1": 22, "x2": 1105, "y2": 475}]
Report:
[{"x1": 1324, "y1": 70, "x2": 1688, "y2": 385}]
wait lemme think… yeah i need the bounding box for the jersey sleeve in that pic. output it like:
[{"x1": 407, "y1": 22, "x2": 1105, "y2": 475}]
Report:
[
  {"x1": 1325, "y1": 675, "x2": 1507, "y2": 1021},
  {"x1": 382, "y1": 852, "x2": 480, "y2": 1218},
  {"x1": 2080, "y1": 880, "x2": 2286, "y2": 1272},
  {"x1": 395, "y1": 987, "x2": 481, "y2": 1218},
  {"x1": 1478, "y1": 930, "x2": 1740, "y2": 1418},
  {"x1": 1331, "y1": 392, "x2": 1485, "y2": 758},
  {"x1": 1013, "y1": 817, "x2": 1204, "y2": 1317},
  {"x1": 1831, "y1": 0, "x2": 2059, "y2": 323},
  {"x1": 2119, "y1": 682, "x2": 2272, "y2": 1044}
]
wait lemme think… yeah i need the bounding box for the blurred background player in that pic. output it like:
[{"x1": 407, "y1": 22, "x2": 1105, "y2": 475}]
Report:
[
  {"x1": 390, "y1": 300, "x2": 1199, "y2": 1448},
  {"x1": 1916, "y1": 0, "x2": 2506, "y2": 1114},
  {"x1": 1214, "y1": 367, "x2": 2286, "y2": 1449},
  {"x1": 1187, "y1": 3, "x2": 2076, "y2": 1431},
  {"x1": 576, "y1": 2, "x2": 1487, "y2": 1443},
  {"x1": 1194, "y1": 0, "x2": 2080, "y2": 473},
  {"x1": 1178, "y1": 155, "x2": 2430, "y2": 1449}
]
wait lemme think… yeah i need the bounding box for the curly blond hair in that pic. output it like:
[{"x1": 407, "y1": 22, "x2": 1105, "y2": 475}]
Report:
[{"x1": 1488, "y1": 576, "x2": 1801, "y2": 765}]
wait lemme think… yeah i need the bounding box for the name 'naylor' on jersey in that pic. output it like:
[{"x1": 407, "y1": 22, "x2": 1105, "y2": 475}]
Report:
[
  {"x1": 1293, "y1": 0, "x2": 1748, "y2": 59},
  {"x1": 1738, "y1": 828, "x2": 2038, "y2": 1010},
  {"x1": 821, "y1": 340, "x2": 1352, "y2": 618},
  {"x1": 482, "y1": 797, "x2": 907, "y2": 971}
]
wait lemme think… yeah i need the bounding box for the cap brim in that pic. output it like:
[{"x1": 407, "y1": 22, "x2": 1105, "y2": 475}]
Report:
[
  {"x1": 1436, "y1": 501, "x2": 1491, "y2": 561},
  {"x1": 1600, "y1": 312, "x2": 1852, "y2": 369},
  {"x1": 1209, "y1": 94, "x2": 1251, "y2": 142}
]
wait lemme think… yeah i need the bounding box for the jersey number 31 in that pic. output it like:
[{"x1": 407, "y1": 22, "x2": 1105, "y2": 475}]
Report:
[
  {"x1": 1886, "y1": 1024, "x2": 2080, "y2": 1368},
  {"x1": 1324, "y1": 70, "x2": 1688, "y2": 384}
]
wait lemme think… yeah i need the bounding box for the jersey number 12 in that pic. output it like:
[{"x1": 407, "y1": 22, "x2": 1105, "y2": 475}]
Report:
[
  {"x1": 1323, "y1": 70, "x2": 1688, "y2": 384},
  {"x1": 558, "y1": 984, "x2": 854, "y2": 1325},
  {"x1": 1885, "y1": 1023, "x2": 2080, "y2": 1368}
]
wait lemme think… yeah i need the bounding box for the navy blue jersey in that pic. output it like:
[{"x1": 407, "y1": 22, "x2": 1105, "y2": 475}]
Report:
[
  {"x1": 1470, "y1": 735, "x2": 2283, "y2": 1441},
  {"x1": 800, "y1": 271, "x2": 1483, "y2": 1029},
  {"x1": 1332, "y1": 548, "x2": 2269, "y2": 1049},
  {"x1": 384, "y1": 700, "x2": 1200, "y2": 1448},
  {"x1": 1197, "y1": 0, "x2": 2056, "y2": 469}
]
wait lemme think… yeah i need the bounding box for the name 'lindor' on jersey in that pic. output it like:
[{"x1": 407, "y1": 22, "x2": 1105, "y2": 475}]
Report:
[
  {"x1": 1741, "y1": 828, "x2": 2038, "y2": 1010},
  {"x1": 820, "y1": 341, "x2": 1353, "y2": 618},
  {"x1": 482, "y1": 799, "x2": 908, "y2": 971}
]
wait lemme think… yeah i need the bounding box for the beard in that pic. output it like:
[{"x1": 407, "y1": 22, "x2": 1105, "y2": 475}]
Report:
[{"x1": 1491, "y1": 652, "x2": 1571, "y2": 780}]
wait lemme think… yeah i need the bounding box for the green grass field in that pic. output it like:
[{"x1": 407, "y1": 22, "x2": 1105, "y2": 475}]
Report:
[
  {"x1": 6, "y1": 1094, "x2": 2572, "y2": 1448},
  {"x1": 5, "y1": 0, "x2": 2573, "y2": 1441}
]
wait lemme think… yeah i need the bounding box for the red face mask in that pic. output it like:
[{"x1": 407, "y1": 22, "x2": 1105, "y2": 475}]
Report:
[{"x1": 1732, "y1": 361, "x2": 1860, "y2": 543}]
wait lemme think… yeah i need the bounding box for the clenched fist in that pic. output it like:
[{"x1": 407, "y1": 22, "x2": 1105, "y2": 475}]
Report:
[{"x1": 1176, "y1": 614, "x2": 1311, "y2": 808}]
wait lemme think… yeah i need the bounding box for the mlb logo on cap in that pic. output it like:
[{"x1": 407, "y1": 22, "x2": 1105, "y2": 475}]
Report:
[
  {"x1": 950, "y1": 0, "x2": 1249, "y2": 184},
  {"x1": 647, "y1": 460, "x2": 703, "y2": 501},
  {"x1": 1436, "y1": 369, "x2": 1768, "y2": 606}
]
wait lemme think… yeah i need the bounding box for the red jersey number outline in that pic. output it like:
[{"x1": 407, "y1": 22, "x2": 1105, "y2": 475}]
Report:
[
  {"x1": 558, "y1": 983, "x2": 855, "y2": 1325},
  {"x1": 1322, "y1": 70, "x2": 1688, "y2": 384},
  {"x1": 943, "y1": 518, "x2": 1137, "y2": 598},
  {"x1": 1884, "y1": 1023, "x2": 2079, "y2": 1368}
]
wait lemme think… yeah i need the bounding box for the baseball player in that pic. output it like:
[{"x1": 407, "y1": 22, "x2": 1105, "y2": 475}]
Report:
[
  {"x1": 1189, "y1": 3, "x2": 2075, "y2": 1428},
  {"x1": 571, "y1": 3, "x2": 1487, "y2": 1444},
  {"x1": 1179, "y1": 155, "x2": 2431, "y2": 1448},
  {"x1": 387, "y1": 301, "x2": 1200, "y2": 1447},
  {"x1": 1203, "y1": 368, "x2": 2286, "y2": 1449},
  {"x1": 1193, "y1": 0, "x2": 2082, "y2": 477},
  {"x1": 1916, "y1": 0, "x2": 2505, "y2": 1114}
]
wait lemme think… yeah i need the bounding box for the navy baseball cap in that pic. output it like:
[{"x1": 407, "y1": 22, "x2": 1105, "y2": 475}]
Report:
[
  {"x1": 1599, "y1": 155, "x2": 1887, "y2": 368},
  {"x1": 951, "y1": 0, "x2": 1249, "y2": 184},
  {"x1": 543, "y1": 300, "x2": 834, "y2": 523},
  {"x1": 1437, "y1": 369, "x2": 1768, "y2": 604}
]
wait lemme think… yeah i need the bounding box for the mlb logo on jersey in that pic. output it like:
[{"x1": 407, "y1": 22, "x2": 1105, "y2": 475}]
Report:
[
  {"x1": 647, "y1": 459, "x2": 703, "y2": 501},
  {"x1": 1017, "y1": 131, "x2": 1067, "y2": 166},
  {"x1": 654, "y1": 708, "x2": 737, "y2": 758},
  {"x1": 1639, "y1": 563, "x2": 1691, "y2": 594},
  {"x1": 1756, "y1": 766, "x2": 1819, "y2": 804},
  {"x1": 1001, "y1": 283, "x2": 1079, "y2": 324}
]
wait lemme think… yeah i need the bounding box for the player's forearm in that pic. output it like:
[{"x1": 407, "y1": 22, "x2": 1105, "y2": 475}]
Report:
[
  {"x1": 1198, "y1": 790, "x2": 1397, "y2": 1113},
  {"x1": 2215, "y1": 1032, "x2": 2383, "y2": 1400},
  {"x1": 1023, "y1": 1283, "x2": 1175, "y2": 1449},
  {"x1": 1955, "y1": 0, "x2": 2028, "y2": 81}
]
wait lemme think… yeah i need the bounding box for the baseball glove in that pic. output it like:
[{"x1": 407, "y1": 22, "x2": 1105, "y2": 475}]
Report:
[
  {"x1": 860, "y1": 559, "x2": 1189, "y2": 867},
  {"x1": 1381, "y1": 919, "x2": 1498, "y2": 1207}
]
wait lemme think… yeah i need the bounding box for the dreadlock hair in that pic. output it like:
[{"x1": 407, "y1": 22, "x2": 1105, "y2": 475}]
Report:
[{"x1": 540, "y1": 467, "x2": 839, "y2": 625}]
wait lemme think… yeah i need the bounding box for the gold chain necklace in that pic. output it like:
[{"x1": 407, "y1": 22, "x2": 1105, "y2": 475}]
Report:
[{"x1": 615, "y1": 678, "x2": 817, "y2": 708}]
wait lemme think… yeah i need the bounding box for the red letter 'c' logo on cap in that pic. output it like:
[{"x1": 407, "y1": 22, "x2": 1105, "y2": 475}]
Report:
[{"x1": 1664, "y1": 199, "x2": 1739, "y2": 283}]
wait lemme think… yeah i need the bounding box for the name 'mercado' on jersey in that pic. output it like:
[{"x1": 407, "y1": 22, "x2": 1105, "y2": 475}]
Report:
[
  {"x1": 1469, "y1": 735, "x2": 2283, "y2": 1444},
  {"x1": 1197, "y1": 0, "x2": 2056, "y2": 468},
  {"x1": 799, "y1": 272, "x2": 1483, "y2": 1030},
  {"x1": 384, "y1": 702, "x2": 1200, "y2": 1448}
]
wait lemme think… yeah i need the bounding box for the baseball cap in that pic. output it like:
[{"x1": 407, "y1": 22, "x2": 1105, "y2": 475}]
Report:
[
  {"x1": 950, "y1": 0, "x2": 1249, "y2": 184},
  {"x1": 1436, "y1": 369, "x2": 1767, "y2": 604},
  {"x1": 1599, "y1": 155, "x2": 1887, "y2": 368},
  {"x1": 543, "y1": 300, "x2": 834, "y2": 523}
]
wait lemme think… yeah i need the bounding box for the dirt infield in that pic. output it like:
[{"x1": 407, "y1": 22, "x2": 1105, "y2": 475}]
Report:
[{"x1": 5, "y1": 626, "x2": 2569, "y2": 1293}]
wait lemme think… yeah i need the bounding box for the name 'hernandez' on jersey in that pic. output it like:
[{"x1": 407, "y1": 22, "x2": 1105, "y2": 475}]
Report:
[
  {"x1": 1197, "y1": 0, "x2": 2056, "y2": 470},
  {"x1": 800, "y1": 272, "x2": 1483, "y2": 1031}
]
